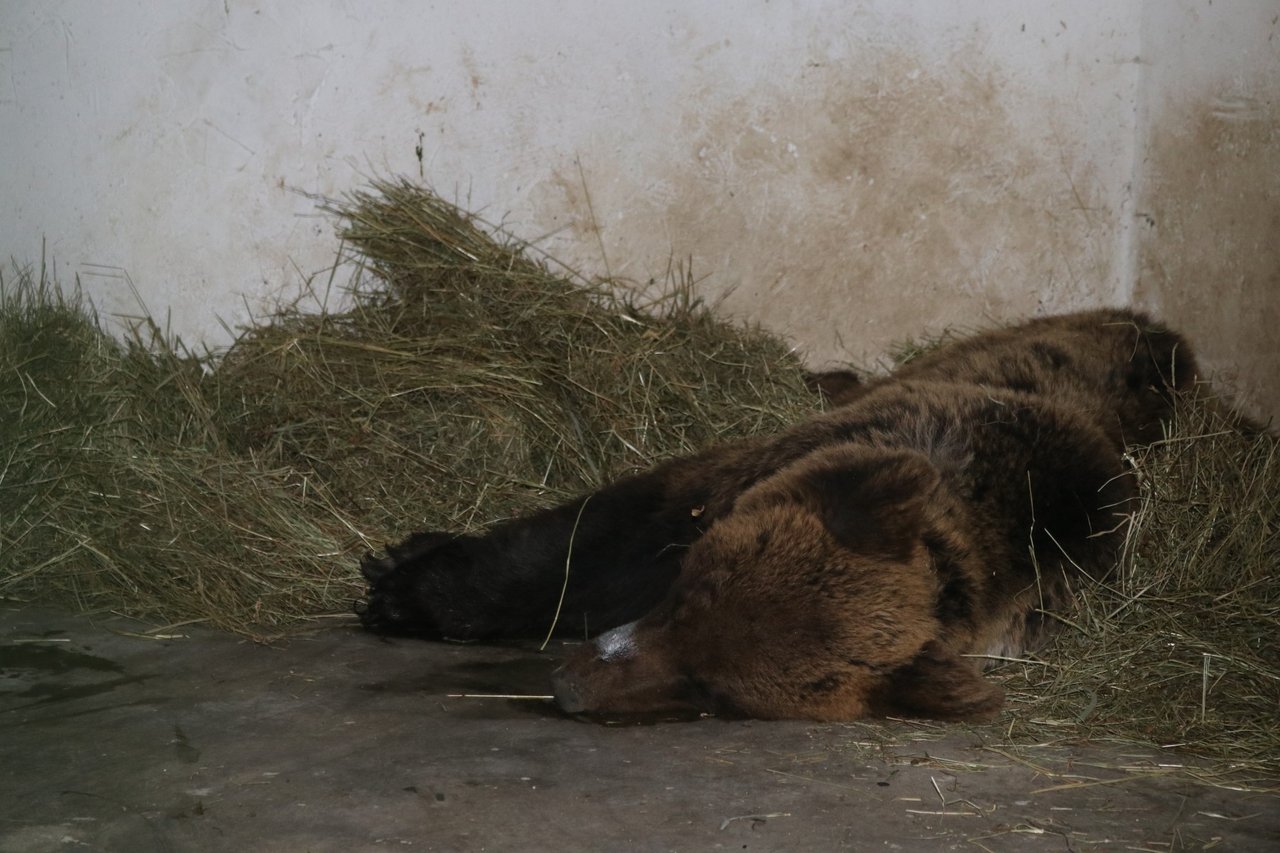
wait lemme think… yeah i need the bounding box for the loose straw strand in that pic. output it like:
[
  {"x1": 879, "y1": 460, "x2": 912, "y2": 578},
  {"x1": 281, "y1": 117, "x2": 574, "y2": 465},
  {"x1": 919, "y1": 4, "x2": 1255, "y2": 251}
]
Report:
[{"x1": 539, "y1": 494, "x2": 592, "y2": 651}]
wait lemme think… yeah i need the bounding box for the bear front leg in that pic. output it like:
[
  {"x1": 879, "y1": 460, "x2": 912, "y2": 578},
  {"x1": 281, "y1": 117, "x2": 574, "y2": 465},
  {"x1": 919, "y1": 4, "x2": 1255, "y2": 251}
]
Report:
[{"x1": 357, "y1": 463, "x2": 708, "y2": 641}]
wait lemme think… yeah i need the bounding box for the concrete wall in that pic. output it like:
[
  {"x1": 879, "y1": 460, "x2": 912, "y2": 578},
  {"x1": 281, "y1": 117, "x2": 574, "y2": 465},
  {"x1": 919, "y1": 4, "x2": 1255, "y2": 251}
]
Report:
[
  {"x1": 1, "y1": 2, "x2": 1275, "y2": 418},
  {"x1": 1132, "y1": 0, "x2": 1280, "y2": 422}
]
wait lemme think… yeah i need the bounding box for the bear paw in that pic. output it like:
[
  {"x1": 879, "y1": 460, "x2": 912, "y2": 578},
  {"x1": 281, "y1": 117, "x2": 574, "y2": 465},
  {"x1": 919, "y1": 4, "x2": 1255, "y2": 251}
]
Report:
[{"x1": 355, "y1": 531, "x2": 465, "y2": 638}]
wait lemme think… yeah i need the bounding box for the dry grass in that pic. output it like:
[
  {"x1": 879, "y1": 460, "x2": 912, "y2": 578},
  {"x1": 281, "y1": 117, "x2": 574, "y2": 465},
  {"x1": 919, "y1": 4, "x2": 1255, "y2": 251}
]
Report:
[
  {"x1": 2, "y1": 180, "x2": 1275, "y2": 783},
  {"x1": 988, "y1": 394, "x2": 1280, "y2": 785},
  {"x1": 0, "y1": 270, "x2": 365, "y2": 631},
  {"x1": 0, "y1": 180, "x2": 814, "y2": 636}
]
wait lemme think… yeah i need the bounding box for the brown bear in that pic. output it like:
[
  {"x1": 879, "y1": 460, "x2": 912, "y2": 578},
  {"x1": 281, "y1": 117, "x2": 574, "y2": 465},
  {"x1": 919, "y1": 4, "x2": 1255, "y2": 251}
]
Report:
[{"x1": 357, "y1": 308, "x2": 1197, "y2": 721}]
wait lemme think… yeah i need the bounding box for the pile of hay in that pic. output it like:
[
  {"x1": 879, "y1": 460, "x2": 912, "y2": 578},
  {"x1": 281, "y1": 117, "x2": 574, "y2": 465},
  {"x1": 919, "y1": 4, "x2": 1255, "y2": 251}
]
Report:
[
  {"x1": 1, "y1": 179, "x2": 1275, "y2": 780},
  {"x1": 994, "y1": 396, "x2": 1280, "y2": 784},
  {"x1": 0, "y1": 180, "x2": 815, "y2": 635}
]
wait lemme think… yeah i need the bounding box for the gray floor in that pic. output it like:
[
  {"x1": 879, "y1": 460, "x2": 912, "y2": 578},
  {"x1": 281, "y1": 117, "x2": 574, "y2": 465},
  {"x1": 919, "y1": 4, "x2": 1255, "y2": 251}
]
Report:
[{"x1": 2, "y1": 604, "x2": 1276, "y2": 852}]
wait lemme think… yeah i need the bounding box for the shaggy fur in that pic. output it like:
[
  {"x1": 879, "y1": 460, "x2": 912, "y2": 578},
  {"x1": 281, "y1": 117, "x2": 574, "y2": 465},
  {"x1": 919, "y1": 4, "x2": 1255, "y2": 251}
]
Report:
[{"x1": 357, "y1": 309, "x2": 1196, "y2": 721}]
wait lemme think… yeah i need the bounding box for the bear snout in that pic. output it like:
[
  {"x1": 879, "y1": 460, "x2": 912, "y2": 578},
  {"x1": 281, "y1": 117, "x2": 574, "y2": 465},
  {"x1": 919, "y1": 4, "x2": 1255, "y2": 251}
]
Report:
[
  {"x1": 594, "y1": 621, "x2": 639, "y2": 662},
  {"x1": 551, "y1": 622, "x2": 692, "y2": 717}
]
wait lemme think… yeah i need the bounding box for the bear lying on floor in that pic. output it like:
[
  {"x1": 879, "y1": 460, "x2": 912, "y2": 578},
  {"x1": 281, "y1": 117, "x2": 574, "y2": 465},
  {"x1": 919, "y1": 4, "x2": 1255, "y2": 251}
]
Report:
[{"x1": 356, "y1": 309, "x2": 1197, "y2": 722}]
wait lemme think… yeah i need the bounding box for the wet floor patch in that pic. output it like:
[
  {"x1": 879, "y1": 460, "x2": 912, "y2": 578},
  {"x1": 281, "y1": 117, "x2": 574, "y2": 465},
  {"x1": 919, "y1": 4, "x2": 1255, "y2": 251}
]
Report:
[
  {"x1": 0, "y1": 642, "x2": 123, "y2": 675},
  {"x1": 0, "y1": 640, "x2": 152, "y2": 713}
]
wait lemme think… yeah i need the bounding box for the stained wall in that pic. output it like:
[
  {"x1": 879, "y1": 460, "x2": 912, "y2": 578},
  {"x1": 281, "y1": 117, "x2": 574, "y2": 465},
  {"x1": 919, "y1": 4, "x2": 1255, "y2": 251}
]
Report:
[
  {"x1": 1133, "y1": 2, "x2": 1280, "y2": 422},
  {"x1": 1, "y1": 2, "x2": 1274, "y2": 418}
]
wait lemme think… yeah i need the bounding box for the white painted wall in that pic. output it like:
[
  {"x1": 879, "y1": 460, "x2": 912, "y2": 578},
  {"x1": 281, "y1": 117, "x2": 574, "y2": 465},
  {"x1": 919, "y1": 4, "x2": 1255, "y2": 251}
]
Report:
[{"x1": 1, "y1": 1, "x2": 1275, "y2": 414}]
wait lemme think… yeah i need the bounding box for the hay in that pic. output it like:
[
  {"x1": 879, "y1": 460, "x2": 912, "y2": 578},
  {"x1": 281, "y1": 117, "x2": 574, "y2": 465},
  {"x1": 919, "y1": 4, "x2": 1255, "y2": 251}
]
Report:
[
  {"x1": 992, "y1": 394, "x2": 1280, "y2": 783},
  {"x1": 1, "y1": 179, "x2": 1276, "y2": 781},
  {"x1": 219, "y1": 179, "x2": 815, "y2": 532},
  {"x1": 0, "y1": 270, "x2": 369, "y2": 632},
  {"x1": 0, "y1": 180, "x2": 816, "y2": 636}
]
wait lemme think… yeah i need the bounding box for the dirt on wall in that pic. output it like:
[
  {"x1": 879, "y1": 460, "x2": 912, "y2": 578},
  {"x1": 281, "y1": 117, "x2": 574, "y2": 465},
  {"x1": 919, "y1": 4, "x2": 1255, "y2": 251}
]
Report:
[
  {"x1": 527, "y1": 47, "x2": 1122, "y2": 373},
  {"x1": 1135, "y1": 90, "x2": 1280, "y2": 425}
]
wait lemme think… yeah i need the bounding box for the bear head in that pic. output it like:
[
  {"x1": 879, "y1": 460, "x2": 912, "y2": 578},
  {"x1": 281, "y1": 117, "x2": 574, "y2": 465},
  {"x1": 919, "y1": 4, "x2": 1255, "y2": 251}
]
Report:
[{"x1": 551, "y1": 446, "x2": 1002, "y2": 722}]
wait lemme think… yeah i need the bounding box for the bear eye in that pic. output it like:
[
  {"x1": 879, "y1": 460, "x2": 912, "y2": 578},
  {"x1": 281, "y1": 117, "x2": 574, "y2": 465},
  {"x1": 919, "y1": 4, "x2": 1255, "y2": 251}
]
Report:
[{"x1": 678, "y1": 676, "x2": 716, "y2": 707}]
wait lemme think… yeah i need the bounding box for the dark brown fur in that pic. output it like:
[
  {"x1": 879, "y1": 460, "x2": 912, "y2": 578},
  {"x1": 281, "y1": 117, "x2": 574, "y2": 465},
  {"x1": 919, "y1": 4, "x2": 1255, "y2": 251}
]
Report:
[
  {"x1": 804, "y1": 368, "x2": 863, "y2": 406},
  {"x1": 357, "y1": 309, "x2": 1197, "y2": 722}
]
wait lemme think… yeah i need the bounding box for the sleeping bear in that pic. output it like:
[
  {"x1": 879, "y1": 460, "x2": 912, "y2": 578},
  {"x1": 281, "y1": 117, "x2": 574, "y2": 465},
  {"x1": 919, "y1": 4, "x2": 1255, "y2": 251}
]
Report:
[{"x1": 356, "y1": 308, "x2": 1196, "y2": 722}]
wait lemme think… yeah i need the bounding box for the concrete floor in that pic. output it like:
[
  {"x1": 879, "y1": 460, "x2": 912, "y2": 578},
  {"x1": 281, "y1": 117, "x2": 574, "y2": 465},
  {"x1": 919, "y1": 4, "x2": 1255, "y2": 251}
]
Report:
[{"x1": 2, "y1": 604, "x2": 1277, "y2": 852}]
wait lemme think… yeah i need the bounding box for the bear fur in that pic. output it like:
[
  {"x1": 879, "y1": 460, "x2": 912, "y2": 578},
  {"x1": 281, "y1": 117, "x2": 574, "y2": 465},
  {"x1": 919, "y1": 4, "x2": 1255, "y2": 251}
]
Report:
[{"x1": 357, "y1": 308, "x2": 1197, "y2": 722}]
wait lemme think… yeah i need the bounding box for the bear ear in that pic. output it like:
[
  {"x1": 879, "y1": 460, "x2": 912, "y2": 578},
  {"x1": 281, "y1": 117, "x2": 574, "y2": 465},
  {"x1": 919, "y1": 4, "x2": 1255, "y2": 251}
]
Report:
[
  {"x1": 802, "y1": 448, "x2": 941, "y2": 560},
  {"x1": 1132, "y1": 320, "x2": 1197, "y2": 394}
]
